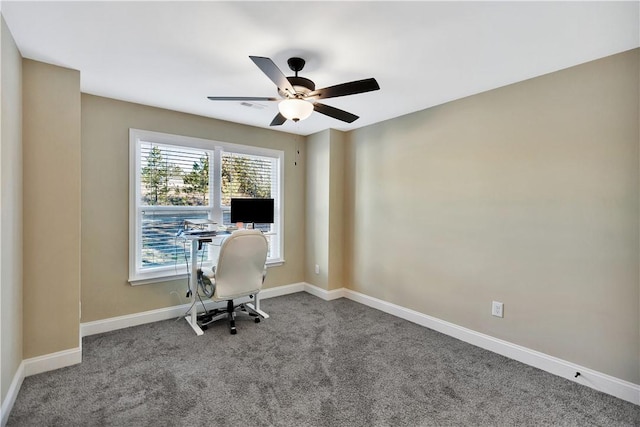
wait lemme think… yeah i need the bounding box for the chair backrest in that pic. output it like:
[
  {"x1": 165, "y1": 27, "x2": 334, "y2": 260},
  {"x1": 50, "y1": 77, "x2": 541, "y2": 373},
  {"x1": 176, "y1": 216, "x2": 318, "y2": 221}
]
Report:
[{"x1": 212, "y1": 229, "x2": 269, "y2": 300}]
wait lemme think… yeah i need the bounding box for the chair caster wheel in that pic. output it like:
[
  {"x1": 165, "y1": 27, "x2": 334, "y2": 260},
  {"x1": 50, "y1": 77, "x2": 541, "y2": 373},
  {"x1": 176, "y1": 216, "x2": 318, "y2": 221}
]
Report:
[
  {"x1": 254, "y1": 318, "x2": 261, "y2": 323},
  {"x1": 230, "y1": 328, "x2": 237, "y2": 335},
  {"x1": 201, "y1": 325, "x2": 208, "y2": 331}
]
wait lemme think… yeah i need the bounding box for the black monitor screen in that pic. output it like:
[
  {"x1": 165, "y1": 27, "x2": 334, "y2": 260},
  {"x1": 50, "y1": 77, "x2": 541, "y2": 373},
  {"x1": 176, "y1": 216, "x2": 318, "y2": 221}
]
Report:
[{"x1": 230, "y1": 198, "x2": 274, "y2": 224}]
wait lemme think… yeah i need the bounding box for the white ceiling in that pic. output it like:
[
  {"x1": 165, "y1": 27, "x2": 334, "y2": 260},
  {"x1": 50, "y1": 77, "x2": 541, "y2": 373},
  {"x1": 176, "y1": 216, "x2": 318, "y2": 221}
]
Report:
[{"x1": 2, "y1": 1, "x2": 638, "y2": 136}]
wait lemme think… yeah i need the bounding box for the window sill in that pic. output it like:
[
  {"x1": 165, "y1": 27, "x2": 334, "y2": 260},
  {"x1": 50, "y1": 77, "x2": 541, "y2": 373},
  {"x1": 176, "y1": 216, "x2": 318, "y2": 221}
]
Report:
[
  {"x1": 129, "y1": 259, "x2": 285, "y2": 286},
  {"x1": 129, "y1": 273, "x2": 189, "y2": 286},
  {"x1": 266, "y1": 258, "x2": 285, "y2": 268}
]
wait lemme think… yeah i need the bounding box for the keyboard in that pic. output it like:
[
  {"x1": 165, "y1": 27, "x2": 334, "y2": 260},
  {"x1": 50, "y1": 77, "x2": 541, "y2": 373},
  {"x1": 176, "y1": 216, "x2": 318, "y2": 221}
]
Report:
[{"x1": 180, "y1": 230, "x2": 217, "y2": 237}]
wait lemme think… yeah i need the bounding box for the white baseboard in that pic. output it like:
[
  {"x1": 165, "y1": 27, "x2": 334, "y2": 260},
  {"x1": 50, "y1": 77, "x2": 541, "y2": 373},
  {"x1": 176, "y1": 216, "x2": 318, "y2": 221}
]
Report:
[
  {"x1": 23, "y1": 347, "x2": 82, "y2": 377},
  {"x1": 81, "y1": 299, "x2": 237, "y2": 337},
  {"x1": 341, "y1": 288, "x2": 640, "y2": 406},
  {"x1": 303, "y1": 283, "x2": 345, "y2": 300},
  {"x1": 80, "y1": 282, "x2": 307, "y2": 337},
  {"x1": 260, "y1": 282, "x2": 305, "y2": 299},
  {"x1": 1, "y1": 361, "x2": 24, "y2": 427}
]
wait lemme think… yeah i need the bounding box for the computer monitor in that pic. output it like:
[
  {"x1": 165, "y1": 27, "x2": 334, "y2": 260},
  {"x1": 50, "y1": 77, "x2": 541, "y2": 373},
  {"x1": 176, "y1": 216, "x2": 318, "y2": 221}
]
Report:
[{"x1": 230, "y1": 198, "x2": 274, "y2": 224}]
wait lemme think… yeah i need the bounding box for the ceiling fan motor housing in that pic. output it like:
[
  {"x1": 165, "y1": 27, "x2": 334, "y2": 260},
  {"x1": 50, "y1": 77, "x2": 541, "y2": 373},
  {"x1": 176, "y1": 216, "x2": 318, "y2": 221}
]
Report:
[{"x1": 279, "y1": 76, "x2": 316, "y2": 98}]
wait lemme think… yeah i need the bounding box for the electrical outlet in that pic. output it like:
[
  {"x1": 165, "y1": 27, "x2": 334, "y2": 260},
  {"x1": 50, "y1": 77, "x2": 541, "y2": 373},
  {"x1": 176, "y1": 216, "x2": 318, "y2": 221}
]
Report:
[
  {"x1": 315, "y1": 264, "x2": 320, "y2": 275},
  {"x1": 492, "y1": 301, "x2": 504, "y2": 318}
]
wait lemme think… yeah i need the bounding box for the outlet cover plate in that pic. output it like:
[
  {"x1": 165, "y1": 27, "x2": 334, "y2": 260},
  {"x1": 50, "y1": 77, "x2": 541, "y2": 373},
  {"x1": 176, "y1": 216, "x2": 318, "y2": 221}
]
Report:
[{"x1": 492, "y1": 301, "x2": 504, "y2": 318}]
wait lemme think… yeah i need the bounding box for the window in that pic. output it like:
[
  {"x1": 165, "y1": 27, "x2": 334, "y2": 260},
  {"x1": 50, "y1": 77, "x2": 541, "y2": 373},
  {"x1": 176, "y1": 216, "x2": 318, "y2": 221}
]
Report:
[{"x1": 129, "y1": 129, "x2": 283, "y2": 284}]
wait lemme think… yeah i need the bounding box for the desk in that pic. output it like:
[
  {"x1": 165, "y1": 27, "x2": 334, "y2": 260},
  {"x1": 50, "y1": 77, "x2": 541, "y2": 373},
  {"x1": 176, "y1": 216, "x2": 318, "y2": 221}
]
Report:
[
  {"x1": 182, "y1": 232, "x2": 229, "y2": 336},
  {"x1": 180, "y1": 231, "x2": 270, "y2": 336}
]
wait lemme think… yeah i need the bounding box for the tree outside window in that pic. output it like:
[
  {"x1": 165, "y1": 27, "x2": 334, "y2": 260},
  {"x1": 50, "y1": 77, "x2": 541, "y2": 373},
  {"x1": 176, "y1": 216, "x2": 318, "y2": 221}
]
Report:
[{"x1": 183, "y1": 155, "x2": 209, "y2": 206}]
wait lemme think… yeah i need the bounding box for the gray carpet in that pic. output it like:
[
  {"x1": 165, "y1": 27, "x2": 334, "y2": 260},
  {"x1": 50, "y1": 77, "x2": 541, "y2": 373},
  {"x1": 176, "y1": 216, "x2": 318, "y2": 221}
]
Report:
[{"x1": 7, "y1": 292, "x2": 640, "y2": 426}]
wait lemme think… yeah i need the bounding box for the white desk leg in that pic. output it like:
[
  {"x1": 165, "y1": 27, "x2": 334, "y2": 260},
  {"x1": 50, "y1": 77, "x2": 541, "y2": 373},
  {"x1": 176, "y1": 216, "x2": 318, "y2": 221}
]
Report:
[
  {"x1": 246, "y1": 293, "x2": 269, "y2": 319},
  {"x1": 185, "y1": 238, "x2": 204, "y2": 336}
]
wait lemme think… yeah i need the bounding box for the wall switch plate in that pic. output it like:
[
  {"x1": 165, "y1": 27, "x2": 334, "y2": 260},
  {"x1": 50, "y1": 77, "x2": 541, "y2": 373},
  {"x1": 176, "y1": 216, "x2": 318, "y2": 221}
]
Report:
[
  {"x1": 492, "y1": 301, "x2": 504, "y2": 318},
  {"x1": 315, "y1": 264, "x2": 320, "y2": 275}
]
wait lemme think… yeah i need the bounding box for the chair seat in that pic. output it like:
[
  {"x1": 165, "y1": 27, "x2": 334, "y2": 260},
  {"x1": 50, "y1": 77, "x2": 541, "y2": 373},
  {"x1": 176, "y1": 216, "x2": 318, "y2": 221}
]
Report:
[{"x1": 211, "y1": 289, "x2": 258, "y2": 302}]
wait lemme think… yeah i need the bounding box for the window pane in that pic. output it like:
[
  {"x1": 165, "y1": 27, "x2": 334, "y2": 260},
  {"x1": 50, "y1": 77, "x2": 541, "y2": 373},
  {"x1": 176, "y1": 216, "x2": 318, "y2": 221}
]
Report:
[
  {"x1": 221, "y1": 152, "x2": 273, "y2": 206},
  {"x1": 141, "y1": 210, "x2": 212, "y2": 268},
  {"x1": 140, "y1": 142, "x2": 210, "y2": 207}
]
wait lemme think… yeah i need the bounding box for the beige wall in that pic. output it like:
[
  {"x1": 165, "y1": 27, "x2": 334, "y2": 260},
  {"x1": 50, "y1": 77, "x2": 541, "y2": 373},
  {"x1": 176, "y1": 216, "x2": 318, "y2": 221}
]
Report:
[
  {"x1": 0, "y1": 15, "x2": 23, "y2": 402},
  {"x1": 305, "y1": 130, "x2": 330, "y2": 288},
  {"x1": 305, "y1": 129, "x2": 345, "y2": 290},
  {"x1": 328, "y1": 129, "x2": 345, "y2": 290},
  {"x1": 80, "y1": 95, "x2": 305, "y2": 322},
  {"x1": 345, "y1": 49, "x2": 640, "y2": 383},
  {"x1": 22, "y1": 60, "x2": 81, "y2": 358}
]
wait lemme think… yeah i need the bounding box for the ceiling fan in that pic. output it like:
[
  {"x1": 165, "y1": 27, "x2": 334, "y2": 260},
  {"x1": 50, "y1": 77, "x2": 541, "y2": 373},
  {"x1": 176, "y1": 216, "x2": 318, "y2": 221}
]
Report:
[{"x1": 207, "y1": 56, "x2": 380, "y2": 126}]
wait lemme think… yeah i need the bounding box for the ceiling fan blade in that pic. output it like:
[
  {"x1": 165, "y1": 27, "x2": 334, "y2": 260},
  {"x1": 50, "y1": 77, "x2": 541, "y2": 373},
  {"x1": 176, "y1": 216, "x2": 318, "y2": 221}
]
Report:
[
  {"x1": 305, "y1": 78, "x2": 380, "y2": 100},
  {"x1": 313, "y1": 103, "x2": 359, "y2": 123},
  {"x1": 207, "y1": 96, "x2": 278, "y2": 101},
  {"x1": 249, "y1": 56, "x2": 296, "y2": 97},
  {"x1": 270, "y1": 112, "x2": 287, "y2": 126}
]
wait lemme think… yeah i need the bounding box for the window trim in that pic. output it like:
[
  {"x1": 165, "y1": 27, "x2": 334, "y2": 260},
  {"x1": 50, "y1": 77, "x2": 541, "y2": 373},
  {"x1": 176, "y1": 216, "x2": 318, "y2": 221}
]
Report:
[{"x1": 129, "y1": 128, "x2": 284, "y2": 285}]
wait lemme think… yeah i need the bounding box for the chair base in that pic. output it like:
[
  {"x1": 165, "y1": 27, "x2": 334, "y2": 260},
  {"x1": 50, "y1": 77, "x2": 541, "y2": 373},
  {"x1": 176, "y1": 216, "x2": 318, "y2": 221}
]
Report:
[{"x1": 197, "y1": 298, "x2": 266, "y2": 334}]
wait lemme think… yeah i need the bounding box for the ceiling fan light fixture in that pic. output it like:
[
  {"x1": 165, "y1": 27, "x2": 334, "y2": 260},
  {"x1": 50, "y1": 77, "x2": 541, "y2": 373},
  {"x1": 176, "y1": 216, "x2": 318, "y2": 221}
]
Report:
[{"x1": 278, "y1": 98, "x2": 313, "y2": 122}]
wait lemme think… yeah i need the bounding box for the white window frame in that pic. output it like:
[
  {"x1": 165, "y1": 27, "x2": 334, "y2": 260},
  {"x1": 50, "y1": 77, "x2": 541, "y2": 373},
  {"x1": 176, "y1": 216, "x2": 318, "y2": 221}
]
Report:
[{"x1": 129, "y1": 129, "x2": 284, "y2": 285}]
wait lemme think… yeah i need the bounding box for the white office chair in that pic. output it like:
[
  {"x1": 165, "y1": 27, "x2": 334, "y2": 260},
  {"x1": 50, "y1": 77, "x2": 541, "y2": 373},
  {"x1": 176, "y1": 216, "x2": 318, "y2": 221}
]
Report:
[{"x1": 197, "y1": 229, "x2": 270, "y2": 334}]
